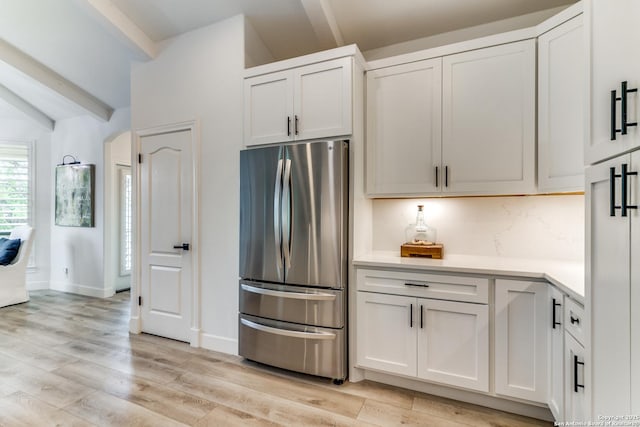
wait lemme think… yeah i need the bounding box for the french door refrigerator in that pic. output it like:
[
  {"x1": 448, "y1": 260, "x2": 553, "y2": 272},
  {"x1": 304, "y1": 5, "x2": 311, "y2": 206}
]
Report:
[{"x1": 238, "y1": 140, "x2": 348, "y2": 383}]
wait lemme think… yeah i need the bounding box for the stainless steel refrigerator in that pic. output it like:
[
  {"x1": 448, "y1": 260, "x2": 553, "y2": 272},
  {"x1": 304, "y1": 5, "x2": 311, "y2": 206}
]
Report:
[{"x1": 238, "y1": 140, "x2": 348, "y2": 383}]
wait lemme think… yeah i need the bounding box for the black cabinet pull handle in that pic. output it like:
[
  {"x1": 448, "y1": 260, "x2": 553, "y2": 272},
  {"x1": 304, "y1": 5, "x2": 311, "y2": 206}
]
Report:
[
  {"x1": 410, "y1": 303, "x2": 413, "y2": 328},
  {"x1": 287, "y1": 116, "x2": 291, "y2": 136},
  {"x1": 173, "y1": 243, "x2": 190, "y2": 251},
  {"x1": 420, "y1": 305, "x2": 424, "y2": 329},
  {"x1": 611, "y1": 81, "x2": 637, "y2": 140},
  {"x1": 570, "y1": 315, "x2": 580, "y2": 325},
  {"x1": 295, "y1": 115, "x2": 299, "y2": 135},
  {"x1": 621, "y1": 81, "x2": 638, "y2": 135},
  {"x1": 611, "y1": 166, "x2": 622, "y2": 216},
  {"x1": 404, "y1": 283, "x2": 429, "y2": 288},
  {"x1": 552, "y1": 298, "x2": 562, "y2": 329},
  {"x1": 574, "y1": 355, "x2": 585, "y2": 392},
  {"x1": 621, "y1": 163, "x2": 638, "y2": 217},
  {"x1": 435, "y1": 166, "x2": 439, "y2": 188},
  {"x1": 612, "y1": 89, "x2": 618, "y2": 140},
  {"x1": 445, "y1": 166, "x2": 449, "y2": 187}
]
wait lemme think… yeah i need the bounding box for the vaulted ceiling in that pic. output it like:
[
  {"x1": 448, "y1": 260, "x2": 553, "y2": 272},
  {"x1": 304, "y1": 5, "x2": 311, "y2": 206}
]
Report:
[{"x1": 0, "y1": 0, "x2": 576, "y2": 130}]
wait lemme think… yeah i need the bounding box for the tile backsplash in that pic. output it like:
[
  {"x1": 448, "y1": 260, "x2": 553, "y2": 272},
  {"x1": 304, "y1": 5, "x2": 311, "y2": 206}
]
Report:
[{"x1": 372, "y1": 195, "x2": 584, "y2": 262}]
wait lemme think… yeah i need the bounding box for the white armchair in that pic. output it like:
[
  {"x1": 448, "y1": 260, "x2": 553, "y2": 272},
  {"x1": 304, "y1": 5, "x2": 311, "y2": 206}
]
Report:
[{"x1": 0, "y1": 226, "x2": 34, "y2": 308}]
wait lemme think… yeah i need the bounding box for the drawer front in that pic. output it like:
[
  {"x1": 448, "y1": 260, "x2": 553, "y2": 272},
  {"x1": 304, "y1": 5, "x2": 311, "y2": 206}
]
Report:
[
  {"x1": 239, "y1": 280, "x2": 343, "y2": 328},
  {"x1": 356, "y1": 268, "x2": 489, "y2": 303},
  {"x1": 239, "y1": 314, "x2": 345, "y2": 380},
  {"x1": 564, "y1": 297, "x2": 585, "y2": 345}
]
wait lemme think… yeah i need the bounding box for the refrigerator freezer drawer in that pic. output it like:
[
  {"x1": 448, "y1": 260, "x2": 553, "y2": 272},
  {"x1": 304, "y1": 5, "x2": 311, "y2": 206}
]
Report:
[
  {"x1": 239, "y1": 280, "x2": 344, "y2": 328},
  {"x1": 239, "y1": 314, "x2": 346, "y2": 381}
]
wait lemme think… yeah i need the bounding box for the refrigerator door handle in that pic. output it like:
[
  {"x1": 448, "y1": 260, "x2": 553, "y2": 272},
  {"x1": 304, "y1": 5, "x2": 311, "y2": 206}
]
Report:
[
  {"x1": 241, "y1": 283, "x2": 337, "y2": 301},
  {"x1": 282, "y1": 158, "x2": 293, "y2": 272},
  {"x1": 273, "y1": 158, "x2": 284, "y2": 278},
  {"x1": 240, "y1": 318, "x2": 336, "y2": 340}
]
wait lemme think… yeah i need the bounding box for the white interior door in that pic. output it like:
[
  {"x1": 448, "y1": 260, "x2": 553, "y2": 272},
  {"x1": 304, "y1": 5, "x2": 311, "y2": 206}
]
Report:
[{"x1": 139, "y1": 129, "x2": 193, "y2": 342}]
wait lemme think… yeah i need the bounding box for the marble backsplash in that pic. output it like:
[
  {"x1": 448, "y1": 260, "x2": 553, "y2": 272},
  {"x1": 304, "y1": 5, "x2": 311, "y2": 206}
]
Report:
[{"x1": 371, "y1": 194, "x2": 584, "y2": 262}]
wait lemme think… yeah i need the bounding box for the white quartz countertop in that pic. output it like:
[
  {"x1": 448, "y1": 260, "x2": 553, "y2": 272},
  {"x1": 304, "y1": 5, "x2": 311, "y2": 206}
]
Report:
[{"x1": 353, "y1": 252, "x2": 585, "y2": 304}]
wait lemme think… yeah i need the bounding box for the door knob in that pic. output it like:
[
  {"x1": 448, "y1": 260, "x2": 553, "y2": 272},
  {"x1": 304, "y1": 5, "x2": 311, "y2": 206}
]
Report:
[{"x1": 173, "y1": 243, "x2": 190, "y2": 251}]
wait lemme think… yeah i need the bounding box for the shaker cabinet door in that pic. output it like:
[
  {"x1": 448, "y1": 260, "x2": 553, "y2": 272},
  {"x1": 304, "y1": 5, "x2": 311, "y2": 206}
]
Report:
[
  {"x1": 494, "y1": 279, "x2": 548, "y2": 403},
  {"x1": 538, "y1": 14, "x2": 585, "y2": 192},
  {"x1": 356, "y1": 292, "x2": 417, "y2": 377},
  {"x1": 442, "y1": 40, "x2": 536, "y2": 195},
  {"x1": 586, "y1": 0, "x2": 640, "y2": 164},
  {"x1": 366, "y1": 58, "x2": 442, "y2": 196},
  {"x1": 294, "y1": 57, "x2": 352, "y2": 141},
  {"x1": 417, "y1": 299, "x2": 489, "y2": 392},
  {"x1": 244, "y1": 70, "x2": 294, "y2": 146}
]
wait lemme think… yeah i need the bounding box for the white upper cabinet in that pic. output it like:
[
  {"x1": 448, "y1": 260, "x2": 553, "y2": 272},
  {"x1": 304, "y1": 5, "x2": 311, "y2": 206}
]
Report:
[
  {"x1": 244, "y1": 70, "x2": 294, "y2": 146},
  {"x1": 366, "y1": 58, "x2": 442, "y2": 196},
  {"x1": 586, "y1": 0, "x2": 640, "y2": 164},
  {"x1": 442, "y1": 40, "x2": 536, "y2": 195},
  {"x1": 294, "y1": 58, "x2": 353, "y2": 141},
  {"x1": 538, "y1": 14, "x2": 585, "y2": 192},
  {"x1": 366, "y1": 39, "x2": 535, "y2": 197},
  {"x1": 244, "y1": 57, "x2": 353, "y2": 146}
]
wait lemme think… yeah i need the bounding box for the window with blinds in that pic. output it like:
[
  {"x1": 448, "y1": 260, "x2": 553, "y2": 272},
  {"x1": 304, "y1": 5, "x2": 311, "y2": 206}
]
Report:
[{"x1": 0, "y1": 141, "x2": 32, "y2": 235}]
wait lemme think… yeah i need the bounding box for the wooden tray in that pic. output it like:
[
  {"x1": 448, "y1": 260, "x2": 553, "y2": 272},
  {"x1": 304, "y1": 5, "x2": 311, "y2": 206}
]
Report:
[{"x1": 400, "y1": 243, "x2": 443, "y2": 259}]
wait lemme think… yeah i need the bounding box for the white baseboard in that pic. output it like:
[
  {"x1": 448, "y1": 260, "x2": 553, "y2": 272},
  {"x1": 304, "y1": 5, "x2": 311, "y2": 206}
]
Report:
[
  {"x1": 199, "y1": 332, "x2": 238, "y2": 355},
  {"x1": 360, "y1": 369, "x2": 553, "y2": 421},
  {"x1": 26, "y1": 281, "x2": 49, "y2": 290},
  {"x1": 129, "y1": 315, "x2": 141, "y2": 334},
  {"x1": 49, "y1": 281, "x2": 113, "y2": 298}
]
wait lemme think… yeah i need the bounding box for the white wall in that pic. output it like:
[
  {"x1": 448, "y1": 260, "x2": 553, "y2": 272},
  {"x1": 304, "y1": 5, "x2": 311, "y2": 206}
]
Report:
[
  {"x1": 371, "y1": 195, "x2": 584, "y2": 262},
  {"x1": 49, "y1": 108, "x2": 131, "y2": 297},
  {"x1": 364, "y1": 6, "x2": 567, "y2": 61},
  {"x1": 131, "y1": 15, "x2": 245, "y2": 354},
  {"x1": 0, "y1": 118, "x2": 51, "y2": 289}
]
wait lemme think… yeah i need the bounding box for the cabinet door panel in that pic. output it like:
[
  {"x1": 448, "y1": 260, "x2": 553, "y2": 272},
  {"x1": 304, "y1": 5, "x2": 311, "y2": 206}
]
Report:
[
  {"x1": 632, "y1": 151, "x2": 640, "y2": 414},
  {"x1": 565, "y1": 332, "x2": 587, "y2": 422},
  {"x1": 538, "y1": 15, "x2": 585, "y2": 192},
  {"x1": 495, "y1": 279, "x2": 547, "y2": 403},
  {"x1": 442, "y1": 40, "x2": 535, "y2": 194},
  {"x1": 244, "y1": 70, "x2": 294, "y2": 146},
  {"x1": 356, "y1": 292, "x2": 417, "y2": 376},
  {"x1": 586, "y1": 156, "x2": 631, "y2": 416},
  {"x1": 366, "y1": 58, "x2": 442, "y2": 196},
  {"x1": 294, "y1": 57, "x2": 352, "y2": 141},
  {"x1": 549, "y1": 286, "x2": 565, "y2": 422},
  {"x1": 587, "y1": 0, "x2": 640, "y2": 164},
  {"x1": 417, "y1": 299, "x2": 489, "y2": 392}
]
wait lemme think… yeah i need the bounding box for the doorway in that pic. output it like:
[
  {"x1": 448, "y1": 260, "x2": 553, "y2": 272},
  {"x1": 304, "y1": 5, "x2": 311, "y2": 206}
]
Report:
[{"x1": 104, "y1": 131, "x2": 132, "y2": 294}]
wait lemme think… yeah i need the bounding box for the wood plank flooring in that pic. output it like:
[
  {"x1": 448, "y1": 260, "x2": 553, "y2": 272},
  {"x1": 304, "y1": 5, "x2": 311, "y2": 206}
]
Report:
[{"x1": 0, "y1": 290, "x2": 551, "y2": 426}]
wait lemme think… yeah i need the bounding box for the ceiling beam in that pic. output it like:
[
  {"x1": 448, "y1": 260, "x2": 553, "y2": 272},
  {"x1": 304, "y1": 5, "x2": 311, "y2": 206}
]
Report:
[
  {"x1": 80, "y1": 0, "x2": 157, "y2": 60},
  {"x1": 0, "y1": 84, "x2": 55, "y2": 131},
  {"x1": 301, "y1": 0, "x2": 345, "y2": 50},
  {"x1": 0, "y1": 39, "x2": 113, "y2": 122}
]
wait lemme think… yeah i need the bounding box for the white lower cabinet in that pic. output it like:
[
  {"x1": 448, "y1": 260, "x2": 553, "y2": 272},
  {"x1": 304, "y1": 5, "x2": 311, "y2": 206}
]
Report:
[
  {"x1": 357, "y1": 291, "x2": 489, "y2": 392},
  {"x1": 564, "y1": 332, "x2": 587, "y2": 422},
  {"x1": 494, "y1": 279, "x2": 548, "y2": 403},
  {"x1": 356, "y1": 268, "x2": 582, "y2": 416}
]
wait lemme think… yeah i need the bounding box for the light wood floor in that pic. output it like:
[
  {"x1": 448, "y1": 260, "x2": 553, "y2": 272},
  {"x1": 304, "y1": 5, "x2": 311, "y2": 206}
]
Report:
[{"x1": 0, "y1": 290, "x2": 551, "y2": 427}]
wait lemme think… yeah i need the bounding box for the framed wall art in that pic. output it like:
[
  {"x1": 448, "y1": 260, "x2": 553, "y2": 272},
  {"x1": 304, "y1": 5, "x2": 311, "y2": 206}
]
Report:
[{"x1": 55, "y1": 164, "x2": 95, "y2": 227}]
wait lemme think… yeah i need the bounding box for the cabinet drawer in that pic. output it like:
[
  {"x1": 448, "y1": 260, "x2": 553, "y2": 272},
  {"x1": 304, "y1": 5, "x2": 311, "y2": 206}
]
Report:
[
  {"x1": 564, "y1": 298, "x2": 585, "y2": 345},
  {"x1": 356, "y1": 268, "x2": 489, "y2": 303}
]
